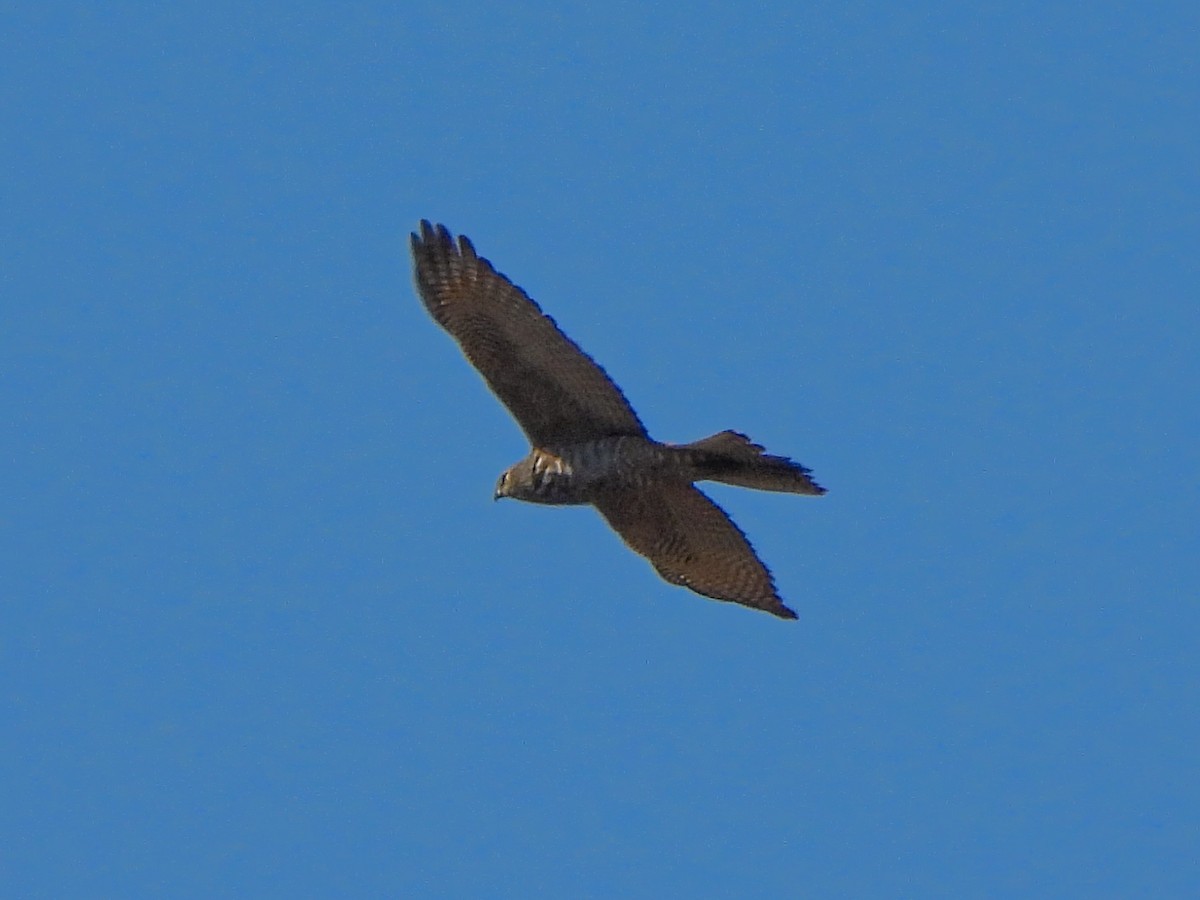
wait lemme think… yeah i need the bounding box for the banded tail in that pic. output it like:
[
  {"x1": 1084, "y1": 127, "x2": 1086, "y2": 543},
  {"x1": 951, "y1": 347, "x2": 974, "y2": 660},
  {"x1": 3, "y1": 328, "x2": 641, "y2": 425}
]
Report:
[{"x1": 679, "y1": 430, "x2": 825, "y2": 495}]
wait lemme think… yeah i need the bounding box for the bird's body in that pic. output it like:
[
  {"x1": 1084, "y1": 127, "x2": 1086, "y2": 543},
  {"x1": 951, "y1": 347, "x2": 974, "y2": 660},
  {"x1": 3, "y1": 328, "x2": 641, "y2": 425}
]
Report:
[
  {"x1": 411, "y1": 220, "x2": 824, "y2": 620},
  {"x1": 497, "y1": 437, "x2": 674, "y2": 505}
]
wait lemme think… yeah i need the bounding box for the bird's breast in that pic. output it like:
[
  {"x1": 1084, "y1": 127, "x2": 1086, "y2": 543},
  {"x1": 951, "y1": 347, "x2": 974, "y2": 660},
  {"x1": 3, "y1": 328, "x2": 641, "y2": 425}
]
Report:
[{"x1": 522, "y1": 449, "x2": 586, "y2": 504}]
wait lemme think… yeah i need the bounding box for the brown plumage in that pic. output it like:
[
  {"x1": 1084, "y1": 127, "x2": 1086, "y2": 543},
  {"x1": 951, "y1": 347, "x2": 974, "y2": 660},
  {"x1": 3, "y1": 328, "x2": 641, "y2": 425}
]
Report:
[{"x1": 411, "y1": 220, "x2": 824, "y2": 620}]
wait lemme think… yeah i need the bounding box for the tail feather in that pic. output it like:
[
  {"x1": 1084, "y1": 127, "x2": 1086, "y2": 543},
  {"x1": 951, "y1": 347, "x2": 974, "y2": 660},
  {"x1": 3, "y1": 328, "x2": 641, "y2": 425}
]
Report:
[{"x1": 679, "y1": 430, "x2": 825, "y2": 495}]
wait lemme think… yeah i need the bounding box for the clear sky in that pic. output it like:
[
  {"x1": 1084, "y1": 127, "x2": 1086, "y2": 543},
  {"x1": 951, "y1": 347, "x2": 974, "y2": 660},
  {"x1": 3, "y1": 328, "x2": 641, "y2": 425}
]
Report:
[{"x1": 3, "y1": 3, "x2": 1196, "y2": 896}]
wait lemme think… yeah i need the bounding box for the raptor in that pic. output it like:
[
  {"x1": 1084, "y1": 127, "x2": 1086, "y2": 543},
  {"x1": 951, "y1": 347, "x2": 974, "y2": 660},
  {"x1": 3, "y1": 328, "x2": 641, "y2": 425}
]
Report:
[{"x1": 410, "y1": 221, "x2": 824, "y2": 619}]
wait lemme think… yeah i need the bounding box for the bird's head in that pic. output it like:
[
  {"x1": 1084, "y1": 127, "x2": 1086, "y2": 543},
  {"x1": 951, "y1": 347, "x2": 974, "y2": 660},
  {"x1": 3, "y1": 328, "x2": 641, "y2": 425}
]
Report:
[
  {"x1": 494, "y1": 455, "x2": 541, "y2": 502},
  {"x1": 493, "y1": 467, "x2": 514, "y2": 501},
  {"x1": 494, "y1": 459, "x2": 529, "y2": 501}
]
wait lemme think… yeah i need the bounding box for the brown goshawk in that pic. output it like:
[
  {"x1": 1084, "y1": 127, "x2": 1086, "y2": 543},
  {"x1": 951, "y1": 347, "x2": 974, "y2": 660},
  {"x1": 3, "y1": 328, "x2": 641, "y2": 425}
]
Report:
[{"x1": 411, "y1": 221, "x2": 824, "y2": 619}]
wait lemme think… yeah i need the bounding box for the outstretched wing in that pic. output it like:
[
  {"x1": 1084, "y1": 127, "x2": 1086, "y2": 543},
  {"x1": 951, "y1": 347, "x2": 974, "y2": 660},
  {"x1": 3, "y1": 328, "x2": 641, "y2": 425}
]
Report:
[
  {"x1": 593, "y1": 484, "x2": 798, "y2": 619},
  {"x1": 411, "y1": 221, "x2": 647, "y2": 447}
]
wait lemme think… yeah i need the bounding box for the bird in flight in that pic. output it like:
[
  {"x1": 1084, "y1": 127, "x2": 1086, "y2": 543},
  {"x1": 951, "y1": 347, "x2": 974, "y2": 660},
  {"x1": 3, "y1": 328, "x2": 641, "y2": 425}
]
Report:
[{"x1": 410, "y1": 221, "x2": 824, "y2": 619}]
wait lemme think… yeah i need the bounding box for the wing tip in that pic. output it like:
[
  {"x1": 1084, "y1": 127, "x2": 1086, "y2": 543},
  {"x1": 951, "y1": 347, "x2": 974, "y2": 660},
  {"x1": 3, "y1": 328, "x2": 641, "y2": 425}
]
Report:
[{"x1": 411, "y1": 220, "x2": 479, "y2": 263}]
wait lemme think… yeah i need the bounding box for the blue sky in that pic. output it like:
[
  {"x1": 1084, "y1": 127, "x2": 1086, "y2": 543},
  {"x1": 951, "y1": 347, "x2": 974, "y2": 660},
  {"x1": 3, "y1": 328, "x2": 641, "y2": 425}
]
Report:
[{"x1": 2, "y1": 3, "x2": 1196, "y2": 896}]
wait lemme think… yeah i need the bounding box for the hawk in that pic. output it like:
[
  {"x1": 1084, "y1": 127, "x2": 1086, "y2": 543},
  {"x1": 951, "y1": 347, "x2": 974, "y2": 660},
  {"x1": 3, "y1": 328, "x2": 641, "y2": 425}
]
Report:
[{"x1": 410, "y1": 221, "x2": 825, "y2": 619}]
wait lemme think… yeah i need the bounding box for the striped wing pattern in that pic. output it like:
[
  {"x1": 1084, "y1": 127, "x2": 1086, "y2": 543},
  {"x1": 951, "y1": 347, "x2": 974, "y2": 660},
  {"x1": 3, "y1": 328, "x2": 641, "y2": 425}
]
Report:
[
  {"x1": 411, "y1": 221, "x2": 646, "y2": 447},
  {"x1": 593, "y1": 483, "x2": 797, "y2": 620}
]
